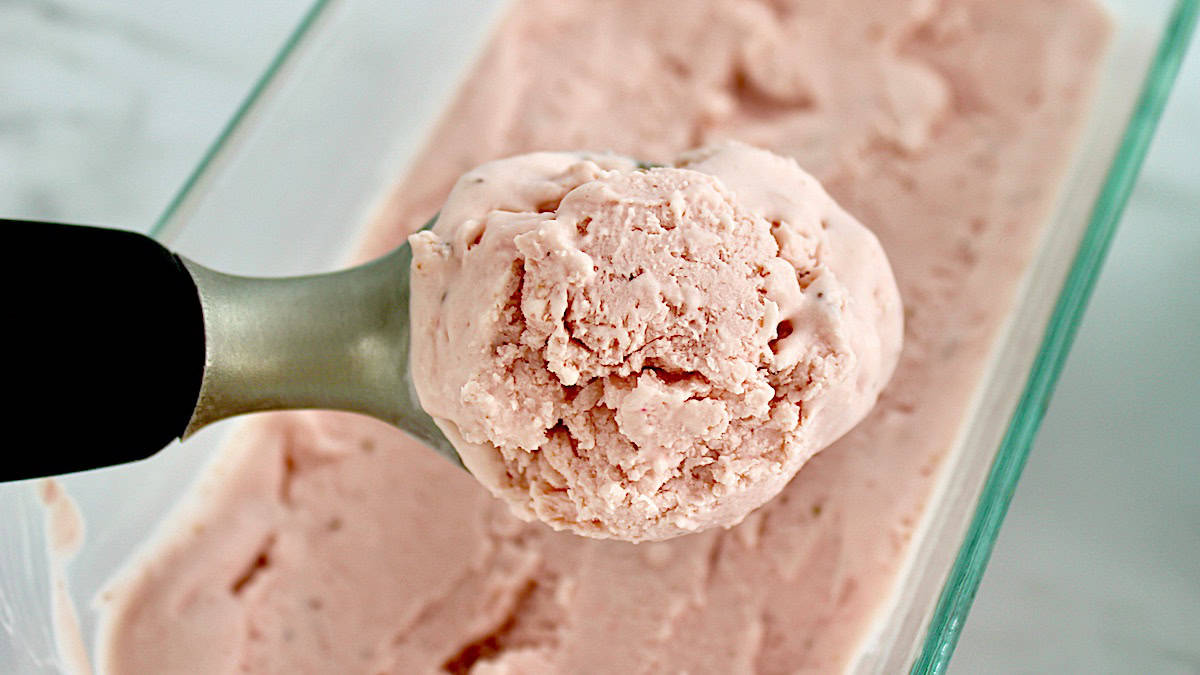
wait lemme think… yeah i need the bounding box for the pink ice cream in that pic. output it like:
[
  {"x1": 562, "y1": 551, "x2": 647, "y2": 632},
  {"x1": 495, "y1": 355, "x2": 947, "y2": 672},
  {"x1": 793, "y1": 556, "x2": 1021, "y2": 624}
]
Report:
[
  {"x1": 409, "y1": 144, "x2": 901, "y2": 540},
  {"x1": 97, "y1": 0, "x2": 1110, "y2": 672}
]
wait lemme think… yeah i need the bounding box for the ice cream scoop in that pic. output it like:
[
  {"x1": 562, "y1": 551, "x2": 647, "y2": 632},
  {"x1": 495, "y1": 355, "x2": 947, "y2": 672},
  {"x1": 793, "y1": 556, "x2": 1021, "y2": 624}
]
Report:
[
  {"x1": 409, "y1": 144, "x2": 902, "y2": 540},
  {"x1": 6, "y1": 215, "x2": 457, "y2": 482},
  {"x1": 5, "y1": 145, "x2": 900, "y2": 545}
]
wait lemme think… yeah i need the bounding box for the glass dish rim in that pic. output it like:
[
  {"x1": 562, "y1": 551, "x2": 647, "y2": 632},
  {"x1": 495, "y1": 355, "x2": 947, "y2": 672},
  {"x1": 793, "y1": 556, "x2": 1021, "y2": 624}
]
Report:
[
  {"x1": 145, "y1": 1, "x2": 1199, "y2": 672},
  {"x1": 912, "y1": 1, "x2": 1198, "y2": 671}
]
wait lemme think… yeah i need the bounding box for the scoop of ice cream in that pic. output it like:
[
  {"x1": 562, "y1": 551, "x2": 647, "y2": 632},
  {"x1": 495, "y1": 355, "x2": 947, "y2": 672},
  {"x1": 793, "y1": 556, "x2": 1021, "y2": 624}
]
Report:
[{"x1": 409, "y1": 143, "x2": 902, "y2": 541}]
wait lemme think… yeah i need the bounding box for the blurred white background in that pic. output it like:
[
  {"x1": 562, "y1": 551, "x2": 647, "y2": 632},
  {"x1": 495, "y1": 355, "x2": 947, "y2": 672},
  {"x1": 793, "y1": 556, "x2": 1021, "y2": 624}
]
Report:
[{"x1": 1, "y1": 1, "x2": 1196, "y2": 671}]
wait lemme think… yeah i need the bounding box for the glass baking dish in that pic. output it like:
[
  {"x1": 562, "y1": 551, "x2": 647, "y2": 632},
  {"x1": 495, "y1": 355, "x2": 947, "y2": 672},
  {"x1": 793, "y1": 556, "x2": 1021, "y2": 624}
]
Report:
[{"x1": 1, "y1": 0, "x2": 1194, "y2": 672}]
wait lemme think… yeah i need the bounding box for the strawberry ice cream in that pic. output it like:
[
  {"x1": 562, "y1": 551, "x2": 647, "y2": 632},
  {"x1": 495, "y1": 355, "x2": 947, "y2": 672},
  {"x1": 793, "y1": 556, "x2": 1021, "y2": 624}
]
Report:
[
  {"x1": 96, "y1": 0, "x2": 1110, "y2": 672},
  {"x1": 409, "y1": 144, "x2": 901, "y2": 540}
]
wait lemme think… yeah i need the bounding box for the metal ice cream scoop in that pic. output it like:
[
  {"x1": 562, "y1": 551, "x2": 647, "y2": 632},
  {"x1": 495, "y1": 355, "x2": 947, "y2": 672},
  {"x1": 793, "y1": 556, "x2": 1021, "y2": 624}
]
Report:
[{"x1": 4, "y1": 217, "x2": 459, "y2": 481}]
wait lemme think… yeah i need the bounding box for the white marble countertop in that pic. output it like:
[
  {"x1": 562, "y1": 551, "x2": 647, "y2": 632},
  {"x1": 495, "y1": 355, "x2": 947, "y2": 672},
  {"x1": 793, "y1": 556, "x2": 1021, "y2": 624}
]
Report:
[{"x1": 1, "y1": 2, "x2": 1197, "y2": 672}]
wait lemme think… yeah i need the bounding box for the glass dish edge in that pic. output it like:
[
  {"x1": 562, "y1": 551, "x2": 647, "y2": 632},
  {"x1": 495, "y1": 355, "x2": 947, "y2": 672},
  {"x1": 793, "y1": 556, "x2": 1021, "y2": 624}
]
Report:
[{"x1": 912, "y1": 1, "x2": 1199, "y2": 672}]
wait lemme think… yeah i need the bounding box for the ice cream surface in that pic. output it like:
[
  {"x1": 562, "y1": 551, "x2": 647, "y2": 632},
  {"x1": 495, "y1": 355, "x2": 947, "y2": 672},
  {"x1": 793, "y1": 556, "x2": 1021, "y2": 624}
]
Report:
[
  {"x1": 409, "y1": 145, "x2": 901, "y2": 541},
  {"x1": 98, "y1": 0, "x2": 1109, "y2": 672}
]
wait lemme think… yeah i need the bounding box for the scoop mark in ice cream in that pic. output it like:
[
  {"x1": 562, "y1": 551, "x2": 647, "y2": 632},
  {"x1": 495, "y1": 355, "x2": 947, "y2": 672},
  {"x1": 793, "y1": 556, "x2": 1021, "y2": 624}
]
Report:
[{"x1": 409, "y1": 143, "x2": 902, "y2": 541}]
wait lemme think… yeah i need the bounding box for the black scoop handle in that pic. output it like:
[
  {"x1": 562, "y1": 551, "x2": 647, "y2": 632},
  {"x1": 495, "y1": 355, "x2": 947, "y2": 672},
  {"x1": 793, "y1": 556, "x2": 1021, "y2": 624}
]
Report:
[{"x1": 4, "y1": 219, "x2": 205, "y2": 481}]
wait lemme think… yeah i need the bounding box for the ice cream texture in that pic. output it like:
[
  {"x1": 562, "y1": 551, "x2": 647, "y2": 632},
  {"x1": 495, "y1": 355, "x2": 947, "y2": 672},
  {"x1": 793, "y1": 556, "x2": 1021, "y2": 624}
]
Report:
[
  {"x1": 409, "y1": 144, "x2": 901, "y2": 541},
  {"x1": 97, "y1": 0, "x2": 1109, "y2": 672}
]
